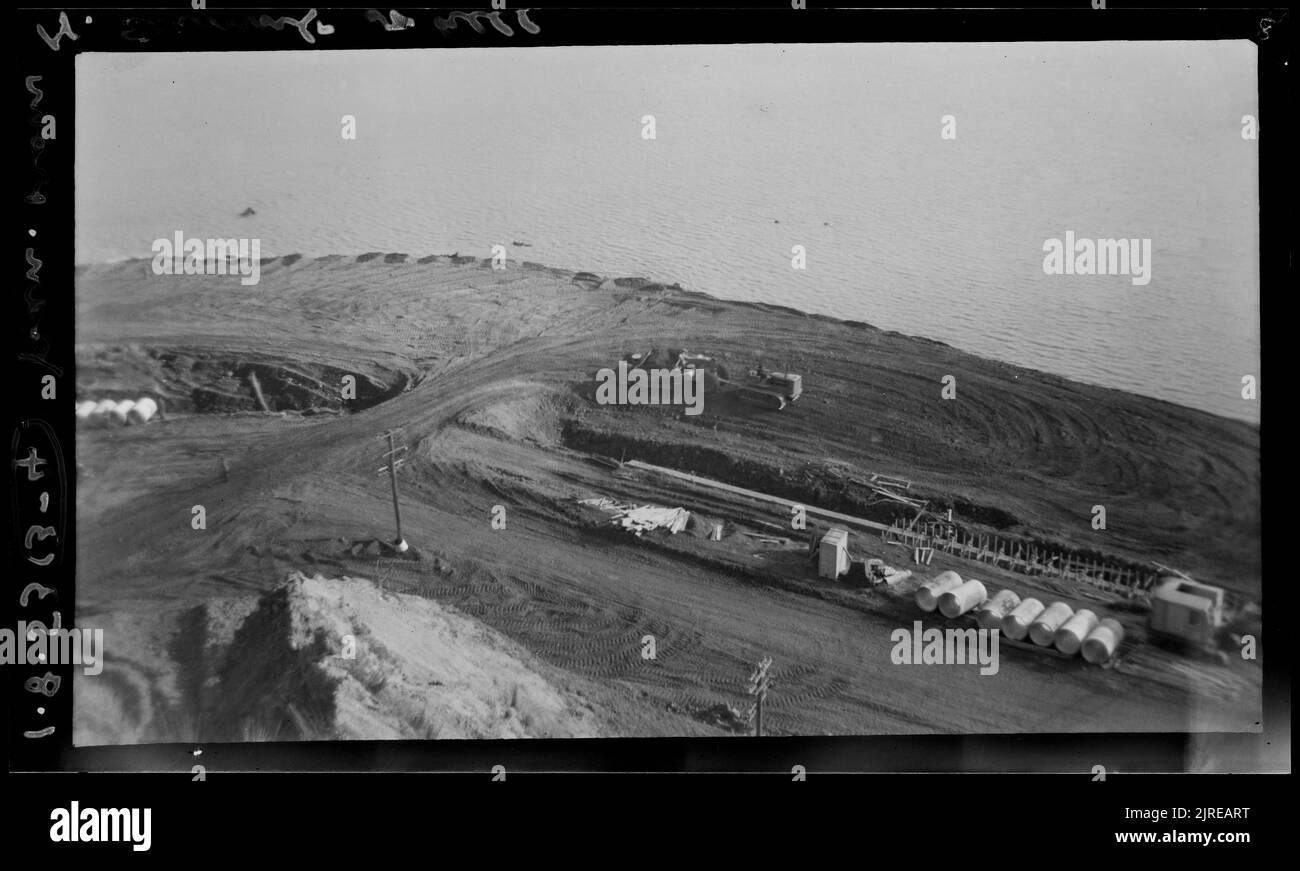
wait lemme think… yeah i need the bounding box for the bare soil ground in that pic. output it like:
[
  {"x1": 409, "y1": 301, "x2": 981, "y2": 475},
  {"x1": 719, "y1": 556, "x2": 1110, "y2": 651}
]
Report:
[{"x1": 73, "y1": 254, "x2": 1262, "y2": 742}]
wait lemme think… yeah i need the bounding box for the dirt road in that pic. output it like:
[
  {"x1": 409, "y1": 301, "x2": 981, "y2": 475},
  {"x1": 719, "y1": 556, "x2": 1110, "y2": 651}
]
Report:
[{"x1": 73, "y1": 254, "x2": 1262, "y2": 741}]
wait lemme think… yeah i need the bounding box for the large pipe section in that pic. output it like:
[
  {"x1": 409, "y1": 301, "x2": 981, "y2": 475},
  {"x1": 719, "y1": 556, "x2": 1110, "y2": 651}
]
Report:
[
  {"x1": 939, "y1": 580, "x2": 988, "y2": 618},
  {"x1": 1082, "y1": 618, "x2": 1126, "y2": 664},
  {"x1": 78, "y1": 397, "x2": 159, "y2": 425},
  {"x1": 129, "y1": 397, "x2": 158, "y2": 424},
  {"x1": 916, "y1": 571, "x2": 963, "y2": 613},
  {"x1": 1029, "y1": 601, "x2": 1074, "y2": 647},
  {"x1": 976, "y1": 589, "x2": 1022, "y2": 631},
  {"x1": 108, "y1": 399, "x2": 136, "y2": 425},
  {"x1": 1054, "y1": 609, "x2": 1099, "y2": 655},
  {"x1": 1002, "y1": 597, "x2": 1045, "y2": 641},
  {"x1": 915, "y1": 572, "x2": 967, "y2": 613}
]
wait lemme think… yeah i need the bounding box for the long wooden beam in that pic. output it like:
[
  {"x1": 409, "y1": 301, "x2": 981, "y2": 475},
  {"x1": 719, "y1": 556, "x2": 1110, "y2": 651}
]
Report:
[{"x1": 625, "y1": 459, "x2": 892, "y2": 533}]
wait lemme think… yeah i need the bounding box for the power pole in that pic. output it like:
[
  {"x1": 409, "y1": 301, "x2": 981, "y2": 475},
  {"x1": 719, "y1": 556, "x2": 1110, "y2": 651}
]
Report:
[
  {"x1": 379, "y1": 429, "x2": 409, "y2": 553},
  {"x1": 747, "y1": 656, "x2": 773, "y2": 737}
]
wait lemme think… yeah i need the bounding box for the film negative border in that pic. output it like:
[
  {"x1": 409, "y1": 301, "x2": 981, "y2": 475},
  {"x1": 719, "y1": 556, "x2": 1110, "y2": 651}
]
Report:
[{"x1": 8, "y1": 1, "x2": 1287, "y2": 776}]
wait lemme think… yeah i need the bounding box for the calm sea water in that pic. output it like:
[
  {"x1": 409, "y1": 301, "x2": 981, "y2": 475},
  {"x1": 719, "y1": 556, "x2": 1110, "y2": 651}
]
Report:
[{"x1": 77, "y1": 43, "x2": 1260, "y2": 422}]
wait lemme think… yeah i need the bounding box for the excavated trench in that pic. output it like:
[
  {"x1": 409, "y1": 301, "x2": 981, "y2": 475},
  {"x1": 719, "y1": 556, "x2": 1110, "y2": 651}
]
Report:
[
  {"x1": 561, "y1": 421, "x2": 920, "y2": 528},
  {"x1": 78, "y1": 345, "x2": 410, "y2": 416},
  {"x1": 557, "y1": 417, "x2": 1170, "y2": 588}
]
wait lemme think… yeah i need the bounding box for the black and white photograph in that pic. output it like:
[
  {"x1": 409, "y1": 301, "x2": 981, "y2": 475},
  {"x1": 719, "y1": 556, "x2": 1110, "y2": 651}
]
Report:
[{"x1": 65, "y1": 39, "x2": 1265, "y2": 750}]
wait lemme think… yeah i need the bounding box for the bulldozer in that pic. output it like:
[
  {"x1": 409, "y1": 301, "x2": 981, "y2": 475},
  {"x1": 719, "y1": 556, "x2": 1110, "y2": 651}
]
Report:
[
  {"x1": 720, "y1": 362, "x2": 803, "y2": 410},
  {"x1": 641, "y1": 349, "x2": 803, "y2": 410}
]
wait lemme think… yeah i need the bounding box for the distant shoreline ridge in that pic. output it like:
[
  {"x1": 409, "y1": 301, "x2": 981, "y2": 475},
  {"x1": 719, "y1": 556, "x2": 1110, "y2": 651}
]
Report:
[{"x1": 74, "y1": 251, "x2": 1260, "y2": 430}]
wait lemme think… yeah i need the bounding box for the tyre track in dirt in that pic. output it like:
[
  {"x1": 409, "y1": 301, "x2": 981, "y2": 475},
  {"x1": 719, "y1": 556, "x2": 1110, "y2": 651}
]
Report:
[{"x1": 74, "y1": 255, "x2": 1261, "y2": 736}]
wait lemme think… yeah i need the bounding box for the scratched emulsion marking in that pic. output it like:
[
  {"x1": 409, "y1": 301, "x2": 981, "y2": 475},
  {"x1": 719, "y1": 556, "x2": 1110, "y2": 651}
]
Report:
[
  {"x1": 12, "y1": 424, "x2": 68, "y2": 568},
  {"x1": 20, "y1": 583, "x2": 56, "y2": 607},
  {"x1": 36, "y1": 11, "x2": 80, "y2": 50},
  {"x1": 15, "y1": 446, "x2": 46, "y2": 480},
  {"x1": 120, "y1": 8, "x2": 329, "y2": 45},
  {"x1": 256, "y1": 8, "x2": 325, "y2": 44},
  {"x1": 19, "y1": 17, "x2": 72, "y2": 744},
  {"x1": 13, "y1": 421, "x2": 68, "y2": 740},
  {"x1": 25, "y1": 525, "x2": 57, "y2": 565},
  {"x1": 433, "y1": 8, "x2": 539, "y2": 37},
  {"x1": 26, "y1": 76, "x2": 47, "y2": 205},
  {"x1": 366, "y1": 9, "x2": 416, "y2": 31},
  {"x1": 25, "y1": 672, "x2": 61, "y2": 697},
  {"x1": 26, "y1": 75, "x2": 43, "y2": 109},
  {"x1": 20, "y1": 250, "x2": 58, "y2": 375}
]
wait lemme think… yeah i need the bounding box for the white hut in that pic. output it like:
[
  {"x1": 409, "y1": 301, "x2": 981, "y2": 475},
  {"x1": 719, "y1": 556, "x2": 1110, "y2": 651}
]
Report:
[
  {"x1": 818, "y1": 526, "x2": 850, "y2": 580},
  {"x1": 1149, "y1": 578, "x2": 1224, "y2": 646}
]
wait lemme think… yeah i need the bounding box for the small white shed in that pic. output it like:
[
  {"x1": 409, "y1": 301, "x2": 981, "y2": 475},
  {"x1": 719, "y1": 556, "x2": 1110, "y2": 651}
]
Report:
[
  {"x1": 818, "y1": 526, "x2": 850, "y2": 580},
  {"x1": 1149, "y1": 578, "x2": 1224, "y2": 646}
]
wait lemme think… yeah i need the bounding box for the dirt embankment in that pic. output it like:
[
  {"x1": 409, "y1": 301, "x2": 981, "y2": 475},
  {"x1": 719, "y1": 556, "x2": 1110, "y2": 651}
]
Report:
[
  {"x1": 75, "y1": 255, "x2": 1260, "y2": 597},
  {"x1": 73, "y1": 254, "x2": 1261, "y2": 741},
  {"x1": 77, "y1": 571, "x2": 618, "y2": 744}
]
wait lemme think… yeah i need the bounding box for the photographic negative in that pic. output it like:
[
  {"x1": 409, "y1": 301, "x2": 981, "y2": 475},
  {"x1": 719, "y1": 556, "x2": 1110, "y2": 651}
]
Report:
[{"x1": 71, "y1": 42, "x2": 1262, "y2": 754}]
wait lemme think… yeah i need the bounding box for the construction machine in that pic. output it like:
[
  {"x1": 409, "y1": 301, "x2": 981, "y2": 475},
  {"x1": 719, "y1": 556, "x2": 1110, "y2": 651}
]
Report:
[{"x1": 720, "y1": 362, "x2": 803, "y2": 410}]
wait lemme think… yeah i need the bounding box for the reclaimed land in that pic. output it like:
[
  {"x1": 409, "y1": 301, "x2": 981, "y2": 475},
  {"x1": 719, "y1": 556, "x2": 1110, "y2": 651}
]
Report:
[{"x1": 73, "y1": 254, "x2": 1261, "y2": 743}]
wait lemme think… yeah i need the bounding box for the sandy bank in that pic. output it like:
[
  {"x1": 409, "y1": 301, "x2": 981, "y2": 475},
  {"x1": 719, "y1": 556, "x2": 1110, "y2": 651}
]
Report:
[
  {"x1": 76, "y1": 571, "x2": 624, "y2": 744},
  {"x1": 72, "y1": 252, "x2": 1261, "y2": 740}
]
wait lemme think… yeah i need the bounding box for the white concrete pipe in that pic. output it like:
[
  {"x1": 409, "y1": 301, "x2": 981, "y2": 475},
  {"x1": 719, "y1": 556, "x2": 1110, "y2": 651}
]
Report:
[
  {"x1": 976, "y1": 589, "x2": 1022, "y2": 631},
  {"x1": 75, "y1": 401, "x2": 97, "y2": 420},
  {"x1": 109, "y1": 399, "x2": 136, "y2": 425},
  {"x1": 1029, "y1": 601, "x2": 1075, "y2": 647},
  {"x1": 1082, "y1": 618, "x2": 1126, "y2": 664},
  {"x1": 129, "y1": 397, "x2": 158, "y2": 424},
  {"x1": 916, "y1": 570, "x2": 963, "y2": 613},
  {"x1": 1002, "y1": 597, "x2": 1045, "y2": 641},
  {"x1": 87, "y1": 399, "x2": 119, "y2": 427},
  {"x1": 939, "y1": 579, "x2": 988, "y2": 618},
  {"x1": 1054, "y1": 608, "x2": 1099, "y2": 655}
]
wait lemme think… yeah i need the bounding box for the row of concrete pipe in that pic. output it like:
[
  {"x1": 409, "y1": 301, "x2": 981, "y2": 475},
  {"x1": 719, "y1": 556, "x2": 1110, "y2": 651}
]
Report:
[
  {"x1": 75, "y1": 397, "x2": 158, "y2": 426},
  {"x1": 915, "y1": 570, "x2": 1124, "y2": 664}
]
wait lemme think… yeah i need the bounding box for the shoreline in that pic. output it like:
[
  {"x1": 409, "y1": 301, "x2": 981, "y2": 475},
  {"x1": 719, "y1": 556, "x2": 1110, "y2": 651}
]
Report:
[
  {"x1": 76, "y1": 252, "x2": 1261, "y2": 431},
  {"x1": 72, "y1": 250, "x2": 1263, "y2": 739},
  {"x1": 76, "y1": 249, "x2": 1260, "y2": 590}
]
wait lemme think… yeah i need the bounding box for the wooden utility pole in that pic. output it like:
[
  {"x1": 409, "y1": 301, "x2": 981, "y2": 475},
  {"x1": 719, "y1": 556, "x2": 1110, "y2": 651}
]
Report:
[
  {"x1": 748, "y1": 656, "x2": 773, "y2": 737},
  {"x1": 379, "y1": 429, "x2": 409, "y2": 553}
]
